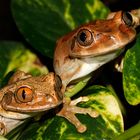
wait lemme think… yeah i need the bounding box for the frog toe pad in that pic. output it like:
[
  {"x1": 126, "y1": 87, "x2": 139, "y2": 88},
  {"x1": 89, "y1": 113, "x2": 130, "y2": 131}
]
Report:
[{"x1": 57, "y1": 97, "x2": 99, "y2": 133}]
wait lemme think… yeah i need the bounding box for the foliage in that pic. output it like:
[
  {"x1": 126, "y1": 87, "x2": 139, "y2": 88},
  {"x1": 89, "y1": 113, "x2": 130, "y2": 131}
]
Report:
[
  {"x1": 0, "y1": 0, "x2": 139, "y2": 139},
  {"x1": 123, "y1": 33, "x2": 140, "y2": 105}
]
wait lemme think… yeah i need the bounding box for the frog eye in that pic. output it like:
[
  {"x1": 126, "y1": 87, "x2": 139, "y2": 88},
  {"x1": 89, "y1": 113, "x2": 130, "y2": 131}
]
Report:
[
  {"x1": 77, "y1": 29, "x2": 94, "y2": 46},
  {"x1": 15, "y1": 86, "x2": 33, "y2": 103},
  {"x1": 122, "y1": 12, "x2": 133, "y2": 26}
]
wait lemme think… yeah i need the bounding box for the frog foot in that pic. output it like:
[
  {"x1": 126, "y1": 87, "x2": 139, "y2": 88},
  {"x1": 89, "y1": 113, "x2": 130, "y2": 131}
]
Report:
[
  {"x1": 114, "y1": 55, "x2": 124, "y2": 72},
  {"x1": 57, "y1": 97, "x2": 99, "y2": 133}
]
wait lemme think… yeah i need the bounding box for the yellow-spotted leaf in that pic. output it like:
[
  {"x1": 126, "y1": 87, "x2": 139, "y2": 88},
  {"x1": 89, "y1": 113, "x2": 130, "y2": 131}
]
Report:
[
  {"x1": 123, "y1": 33, "x2": 140, "y2": 105},
  {"x1": 0, "y1": 41, "x2": 48, "y2": 86},
  {"x1": 0, "y1": 135, "x2": 7, "y2": 140}
]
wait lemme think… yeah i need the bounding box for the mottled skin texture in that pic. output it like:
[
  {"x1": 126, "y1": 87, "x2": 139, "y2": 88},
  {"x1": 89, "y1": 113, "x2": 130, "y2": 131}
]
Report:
[
  {"x1": 54, "y1": 10, "x2": 140, "y2": 91},
  {"x1": 0, "y1": 71, "x2": 62, "y2": 135}
]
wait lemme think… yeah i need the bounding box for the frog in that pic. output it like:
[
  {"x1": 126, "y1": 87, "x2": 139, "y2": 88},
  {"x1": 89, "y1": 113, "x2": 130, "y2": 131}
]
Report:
[
  {"x1": 0, "y1": 70, "x2": 63, "y2": 135},
  {"x1": 53, "y1": 10, "x2": 140, "y2": 132},
  {"x1": 54, "y1": 10, "x2": 140, "y2": 90},
  {"x1": 0, "y1": 70, "x2": 98, "y2": 135}
]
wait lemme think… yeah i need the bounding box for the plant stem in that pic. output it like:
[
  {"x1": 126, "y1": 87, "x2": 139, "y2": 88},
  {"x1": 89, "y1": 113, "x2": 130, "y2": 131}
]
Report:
[
  {"x1": 64, "y1": 76, "x2": 91, "y2": 98},
  {"x1": 113, "y1": 122, "x2": 140, "y2": 140}
]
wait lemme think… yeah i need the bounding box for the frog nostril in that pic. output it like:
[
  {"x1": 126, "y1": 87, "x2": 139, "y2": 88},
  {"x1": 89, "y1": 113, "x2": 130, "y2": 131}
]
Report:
[{"x1": 95, "y1": 33, "x2": 102, "y2": 40}]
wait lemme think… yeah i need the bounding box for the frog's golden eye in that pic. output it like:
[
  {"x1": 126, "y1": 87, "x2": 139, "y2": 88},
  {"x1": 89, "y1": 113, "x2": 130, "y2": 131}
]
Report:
[
  {"x1": 122, "y1": 12, "x2": 133, "y2": 26},
  {"x1": 77, "y1": 29, "x2": 94, "y2": 46},
  {"x1": 15, "y1": 86, "x2": 33, "y2": 103}
]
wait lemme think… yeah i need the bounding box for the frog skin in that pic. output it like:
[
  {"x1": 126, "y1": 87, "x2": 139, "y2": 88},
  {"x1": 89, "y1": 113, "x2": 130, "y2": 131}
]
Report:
[
  {"x1": 54, "y1": 10, "x2": 140, "y2": 90},
  {"x1": 0, "y1": 71, "x2": 63, "y2": 135},
  {"x1": 53, "y1": 10, "x2": 140, "y2": 133}
]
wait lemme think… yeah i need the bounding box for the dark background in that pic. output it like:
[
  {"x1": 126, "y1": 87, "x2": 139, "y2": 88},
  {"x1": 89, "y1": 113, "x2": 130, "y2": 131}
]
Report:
[{"x1": 0, "y1": 0, "x2": 20, "y2": 40}]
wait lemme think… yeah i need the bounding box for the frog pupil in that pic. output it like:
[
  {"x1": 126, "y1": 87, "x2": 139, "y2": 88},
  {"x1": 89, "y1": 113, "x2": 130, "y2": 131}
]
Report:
[
  {"x1": 80, "y1": 32, "x2": 86, "y2": 42},
  {"x1": 22, "y1": 90, "x2": 26, "y2": 100}
]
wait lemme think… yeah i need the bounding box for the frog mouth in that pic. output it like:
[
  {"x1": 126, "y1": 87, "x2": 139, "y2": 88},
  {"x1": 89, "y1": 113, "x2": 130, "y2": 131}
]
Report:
[
  {"x1": 71, "y1": 47, "x2": 125, "y2": 59},
  {"x1": 89, "y1": 48, "x2": 124, "y2": 58},
  {"x1": 2, "y1": 100, "x2": 63, "y2": 113},
  {"x1": 1, "y1": 92, "x2": 63, "y2": 113}
]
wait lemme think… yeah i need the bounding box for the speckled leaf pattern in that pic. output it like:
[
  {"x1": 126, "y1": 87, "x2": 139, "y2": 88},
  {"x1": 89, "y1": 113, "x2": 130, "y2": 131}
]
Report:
[
  {"x1": 0, "y1": 42, "x2": 48, "y2": 82},
  {"x1": 7, "y1": 86, "x2": 123, "y2": 140},
  {"x1": 123, "y1": 33, "x2": 140, "y2": 105},
  {"x1": 11, "y1": 0, "x2": 109, "y2": 58}
]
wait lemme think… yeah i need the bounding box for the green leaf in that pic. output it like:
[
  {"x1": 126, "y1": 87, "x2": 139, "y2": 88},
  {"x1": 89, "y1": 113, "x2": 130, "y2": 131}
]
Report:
[
  {"x1": 0, "y1": 136, "x2": 7, "y2": 140},
  {"x1": 7, "y1": 86, "x2": 123, "y2": 140},
  {"x1": 11, "y1": 0, "x2": 109, "y2": 58},
  {"x1": 114, "y1": 122, "x2": 140, "y2": 140},
  {"x1": 64, "y1": 75, "x2": 91, "y2": 97},
  {"x1": 123, "y1": 33, "x2": 140, "y2": 105},
  {"x1": 0, "y1": 41, "x2": 48, "y2": 84}
]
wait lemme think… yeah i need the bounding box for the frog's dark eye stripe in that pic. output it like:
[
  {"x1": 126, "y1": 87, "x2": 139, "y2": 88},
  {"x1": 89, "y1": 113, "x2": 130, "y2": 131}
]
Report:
[
  {"x1": 77, "y1": 29, "x2": 94, "y2": 46},
  {"x1": 22, "y1": 90, "x2": 26, "y2": 100},
  {"x1": 122, "y1": 11, "x2": 133, "y2": 26},
  {"x1": 15, "y1": 86, "x2": 33, "y2": 103}
]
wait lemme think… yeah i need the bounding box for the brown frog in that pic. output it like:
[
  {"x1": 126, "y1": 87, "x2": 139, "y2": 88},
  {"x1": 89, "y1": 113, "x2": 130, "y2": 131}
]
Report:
[
  {"x1": 0, "y1": 71, "x2": 62, "y2": 135},
  {"x1": 54, "y1": 10, "x2": 140, "y2": 91},
  {"x1": 0, "y1": 71, "x2": 99, "y2": 135}
]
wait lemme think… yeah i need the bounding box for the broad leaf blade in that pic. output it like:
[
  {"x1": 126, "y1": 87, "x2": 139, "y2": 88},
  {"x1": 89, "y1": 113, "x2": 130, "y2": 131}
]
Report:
[
  {"x1": 11, "y1": 0, "x2": 109, "y2": 58},
  {"x1": 0, "y1": 41, "x2": 48, "y2": 83},
  {"x1": 0, "y1": 136, "x2": 7, "y2": 140},
  {"x1": 123, "y1": 33, "x2": 140, "y2": 105}
]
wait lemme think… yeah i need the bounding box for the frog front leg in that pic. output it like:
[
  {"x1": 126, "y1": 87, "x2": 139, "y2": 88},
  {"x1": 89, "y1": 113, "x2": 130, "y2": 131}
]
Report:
[
  {"x1": 114, "y1": 55, "x2": 124, "y2": 73},
  {"x1": 57, "y1": 97, "x2": 99, "y2": 133}
]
